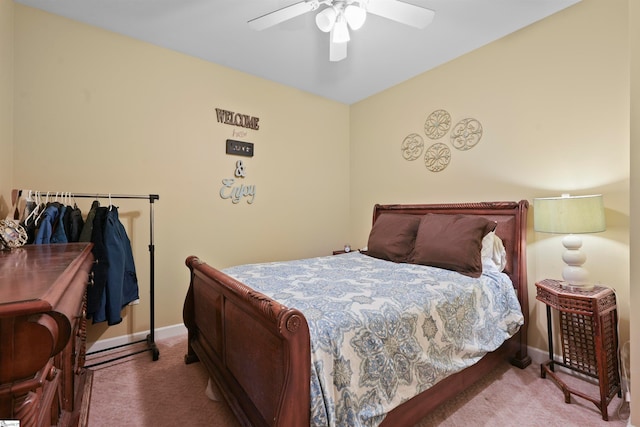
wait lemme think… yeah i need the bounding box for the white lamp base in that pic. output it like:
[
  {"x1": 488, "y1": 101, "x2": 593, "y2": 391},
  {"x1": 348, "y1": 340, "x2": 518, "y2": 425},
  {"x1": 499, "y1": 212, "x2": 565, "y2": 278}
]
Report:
[{"x1": 560, "y1": 234, "x2": 594, "y2": 291}]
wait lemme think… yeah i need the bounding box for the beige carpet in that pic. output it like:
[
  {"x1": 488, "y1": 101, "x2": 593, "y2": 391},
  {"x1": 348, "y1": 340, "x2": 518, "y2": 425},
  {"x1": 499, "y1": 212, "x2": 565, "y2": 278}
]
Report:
[{"x1": 87, "y1": 334, "x2": 629, "y2": 427}]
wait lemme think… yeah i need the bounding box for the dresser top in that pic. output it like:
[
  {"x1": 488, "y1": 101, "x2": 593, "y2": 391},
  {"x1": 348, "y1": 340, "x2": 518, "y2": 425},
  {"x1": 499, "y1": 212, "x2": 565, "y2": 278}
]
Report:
[{"x1": 0, "y1": 243, "x2": 92, "y2": 314}]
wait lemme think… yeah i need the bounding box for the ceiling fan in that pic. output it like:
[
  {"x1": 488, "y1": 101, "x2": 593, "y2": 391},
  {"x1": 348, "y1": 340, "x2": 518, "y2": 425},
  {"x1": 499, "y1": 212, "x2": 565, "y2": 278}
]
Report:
[{"x1": 248, "y1": 0, "x2": 435, "y2": 62}]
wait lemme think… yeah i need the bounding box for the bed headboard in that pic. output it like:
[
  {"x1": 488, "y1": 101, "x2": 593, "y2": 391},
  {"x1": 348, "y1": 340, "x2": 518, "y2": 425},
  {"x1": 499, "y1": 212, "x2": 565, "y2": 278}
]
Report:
[{"x1": 372, "y1": 200, "x2": 530, "y2": 367}]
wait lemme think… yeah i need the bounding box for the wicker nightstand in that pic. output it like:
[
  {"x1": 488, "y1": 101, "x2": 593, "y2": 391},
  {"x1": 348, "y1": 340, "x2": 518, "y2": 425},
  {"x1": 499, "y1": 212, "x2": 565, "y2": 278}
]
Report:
[{"x1": 535, "y1": 279, "x2": 621, "y2": 421}]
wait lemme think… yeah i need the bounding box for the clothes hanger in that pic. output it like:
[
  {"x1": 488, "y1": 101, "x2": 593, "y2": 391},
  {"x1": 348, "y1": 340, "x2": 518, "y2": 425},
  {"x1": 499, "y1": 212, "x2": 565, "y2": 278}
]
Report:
[
  {"x1": 30, "y1": 191, "x2": 41, "y2": 216},
  {"x1": 87, "y1": 193, "x2": 100, "y2": 208},
  {"x1": 25, "y1": 191, "x2": 40, "y2": 226},
  {"x1": 25, "y1": 192, "x2": 40, "y2": 224},
  {"x1": 19, "y1": 190, "x2": 36, "y2": 222},
  {"x1": 34, "y1": 192, "x2": 51, "y2": 226}
]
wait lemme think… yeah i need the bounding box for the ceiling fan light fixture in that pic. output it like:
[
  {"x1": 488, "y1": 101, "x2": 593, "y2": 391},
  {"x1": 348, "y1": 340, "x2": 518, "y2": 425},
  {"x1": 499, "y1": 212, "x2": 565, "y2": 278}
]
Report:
[
  {"x1": 332, "y1": 14, "x2": 350, "y2": 43},
  {"x1": 248, "y1": 0, "x2": 436, "y2": 62},
  {"x1": 316, "y1": 7, "x2": 337, "y2": 32},
  {"x1": 344, "y1": 4, "x2": 366, "y2": 30}
]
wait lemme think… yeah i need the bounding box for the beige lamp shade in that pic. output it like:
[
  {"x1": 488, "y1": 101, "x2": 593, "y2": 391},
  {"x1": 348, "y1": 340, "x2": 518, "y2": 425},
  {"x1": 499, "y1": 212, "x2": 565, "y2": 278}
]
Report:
[{"x1": 533, "y1": 194, "x2": 606, "y2": 234}]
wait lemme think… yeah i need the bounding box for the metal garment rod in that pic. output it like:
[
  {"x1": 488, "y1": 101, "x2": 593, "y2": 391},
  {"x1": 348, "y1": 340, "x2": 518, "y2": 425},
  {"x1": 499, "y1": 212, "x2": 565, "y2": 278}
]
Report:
[{"x1": 13, "y1": 190, "x2": 160, "y2": 366}]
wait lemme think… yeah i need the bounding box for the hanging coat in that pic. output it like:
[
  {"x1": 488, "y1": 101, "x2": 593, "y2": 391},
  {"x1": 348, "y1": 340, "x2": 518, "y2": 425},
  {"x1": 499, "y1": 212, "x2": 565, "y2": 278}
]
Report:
[
  {"x1": 88, "y1": 206, "x2": 139, "y2": 326},
  {"x1": 51, "y1": 204, "x2": 68, "y2": 244},
  {"x1": 86, "y1": 206, "x2": 109, "y2": 321},
  {"x1": 34, "y1": 203, "x2": 62, "y2": 244},
  {"x1": 79, "y1": 200, "x2": 100, "y2": 242},
  {"x1": 68, "y1": 204, "x2": 85, "y2": 242}
]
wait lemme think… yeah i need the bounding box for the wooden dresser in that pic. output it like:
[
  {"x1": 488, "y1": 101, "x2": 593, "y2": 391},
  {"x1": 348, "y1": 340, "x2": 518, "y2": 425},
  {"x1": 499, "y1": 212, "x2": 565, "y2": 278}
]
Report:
[{"x1": 0, "y1": 243, "x2": 94, "y2": 427}]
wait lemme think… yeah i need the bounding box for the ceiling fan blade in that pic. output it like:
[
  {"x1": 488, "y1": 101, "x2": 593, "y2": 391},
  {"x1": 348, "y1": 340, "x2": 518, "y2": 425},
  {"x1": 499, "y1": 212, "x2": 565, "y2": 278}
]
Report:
[
  {"x1": 248, "y1": 1, "x2": 317, "y2": 31},
  {"x1": 365, "y1": 0, "x2": 435, "y2": 29},
  {"x1": 329, "y1": 39, "x2": 347, "y2": 62}
]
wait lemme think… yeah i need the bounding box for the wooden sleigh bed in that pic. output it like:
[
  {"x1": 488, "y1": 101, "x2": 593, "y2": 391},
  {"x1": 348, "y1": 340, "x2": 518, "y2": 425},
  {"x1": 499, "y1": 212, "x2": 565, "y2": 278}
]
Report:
[{"x1": 183, "y1": 200, "x2": 531, "y2": 427}]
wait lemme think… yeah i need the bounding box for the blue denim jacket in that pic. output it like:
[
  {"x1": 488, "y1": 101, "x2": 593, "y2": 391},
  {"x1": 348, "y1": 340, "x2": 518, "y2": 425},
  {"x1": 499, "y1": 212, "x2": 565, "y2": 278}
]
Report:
[{"x1": 34, "y1": 203, "x2": 68, "y2": 244}]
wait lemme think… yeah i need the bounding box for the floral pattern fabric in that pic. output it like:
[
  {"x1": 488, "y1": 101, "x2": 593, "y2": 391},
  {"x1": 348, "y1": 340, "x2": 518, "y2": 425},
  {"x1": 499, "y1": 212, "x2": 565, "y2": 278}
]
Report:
[{"x1": 223, "y1": 252, "x2": 523, "y2": 427}]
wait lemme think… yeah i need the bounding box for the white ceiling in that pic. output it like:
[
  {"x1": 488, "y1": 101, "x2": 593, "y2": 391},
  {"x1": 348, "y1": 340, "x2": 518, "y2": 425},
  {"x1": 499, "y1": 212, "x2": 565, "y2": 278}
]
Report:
[{"x1": 16, "y1": 0, "x2": 581, "y2": 104}]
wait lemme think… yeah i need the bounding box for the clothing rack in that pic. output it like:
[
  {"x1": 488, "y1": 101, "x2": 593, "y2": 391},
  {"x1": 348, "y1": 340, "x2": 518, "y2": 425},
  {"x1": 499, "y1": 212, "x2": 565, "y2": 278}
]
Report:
[{"x1": 11, "y1": 189, "x2": 160, "y2": 367}]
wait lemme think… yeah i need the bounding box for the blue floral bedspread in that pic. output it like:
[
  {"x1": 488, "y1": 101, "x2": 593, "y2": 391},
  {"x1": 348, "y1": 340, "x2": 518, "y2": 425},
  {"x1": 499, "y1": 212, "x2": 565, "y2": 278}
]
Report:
[{"x1": 223, "y1": 252, "x2": 524, "y2": 427}]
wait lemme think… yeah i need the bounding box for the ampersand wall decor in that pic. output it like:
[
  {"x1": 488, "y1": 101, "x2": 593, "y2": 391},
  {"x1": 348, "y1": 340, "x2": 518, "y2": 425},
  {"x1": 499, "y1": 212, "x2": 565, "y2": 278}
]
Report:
[
  {"x1": 235, "y1": 160, "x2": 246, "y2": 177},
  {"x1": 220, "y1": 160, "x2": 256, "y2": 204}
]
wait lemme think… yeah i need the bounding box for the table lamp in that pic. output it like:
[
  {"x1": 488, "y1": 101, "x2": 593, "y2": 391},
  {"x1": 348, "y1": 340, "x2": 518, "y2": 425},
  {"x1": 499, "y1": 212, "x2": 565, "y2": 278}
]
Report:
[{"x1": 533, "y1": 194, "x2": 606, "y2": 290}]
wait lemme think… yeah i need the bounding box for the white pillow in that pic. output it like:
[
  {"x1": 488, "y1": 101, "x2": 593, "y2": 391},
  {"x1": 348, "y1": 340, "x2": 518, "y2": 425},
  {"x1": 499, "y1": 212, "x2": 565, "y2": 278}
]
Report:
[{"x1": 481, "y1": 231, "x2": 507, "y2": 272}]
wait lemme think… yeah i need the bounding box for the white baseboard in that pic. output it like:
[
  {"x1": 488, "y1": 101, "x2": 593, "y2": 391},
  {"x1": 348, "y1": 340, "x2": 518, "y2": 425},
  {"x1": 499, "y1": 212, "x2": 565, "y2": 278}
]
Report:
[
  {"x1": 86, "y1": 323, "x2": 187, "y2": 353},
  {"x1": 83, "y1": 334, "x2": 575, "y2": 366},
  {"x1": 527, "y1": 345, "x2": 548, "y2": 366}
]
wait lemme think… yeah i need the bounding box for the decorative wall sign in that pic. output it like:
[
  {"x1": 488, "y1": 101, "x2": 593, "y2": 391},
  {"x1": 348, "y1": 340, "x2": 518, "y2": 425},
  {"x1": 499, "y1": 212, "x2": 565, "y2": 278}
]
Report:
[
  {"x1": 424, "y1": 110, "x2": 451, "y2": 139},
  {"x1": 226, "y1": 139, "x2": 254, "y2": 157},
  {"x1": 215, "y1": 108, "x2": 260, "y2": 130},
  {"x1": 216, "y1": 107, "x2": 259, "y2": 203},
  {"x1": 219, "y1": 160, "x2": 256, "y2": 204},
  {"x1": 401, "y1": 133, "x2": 424, "y2": 160},
  {"x1": 424, "y1": 143, "x2": 451, "y2": 172},
  {"x1": 450, "y1": 118, "x2": 483, "y2": 151}
]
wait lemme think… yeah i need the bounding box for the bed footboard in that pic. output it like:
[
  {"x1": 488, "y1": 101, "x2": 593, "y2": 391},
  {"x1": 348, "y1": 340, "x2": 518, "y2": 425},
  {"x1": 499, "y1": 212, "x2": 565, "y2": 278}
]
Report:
[{"x1": 183, "y1": 256, "x2": 311, "y2": 427}]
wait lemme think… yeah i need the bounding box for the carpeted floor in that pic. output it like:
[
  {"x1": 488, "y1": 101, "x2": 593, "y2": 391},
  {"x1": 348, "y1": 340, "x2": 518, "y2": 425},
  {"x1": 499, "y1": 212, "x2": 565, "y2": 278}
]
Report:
[{"x1": 87, "y1": 334, "x2": 629, "y2": 426}]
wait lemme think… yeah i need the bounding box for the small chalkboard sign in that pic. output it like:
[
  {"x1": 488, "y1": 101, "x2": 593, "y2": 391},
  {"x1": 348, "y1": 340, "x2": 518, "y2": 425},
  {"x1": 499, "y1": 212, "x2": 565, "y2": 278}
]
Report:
[{"x1": 226, "y1": 140, "x2": 254, "y2": 157}]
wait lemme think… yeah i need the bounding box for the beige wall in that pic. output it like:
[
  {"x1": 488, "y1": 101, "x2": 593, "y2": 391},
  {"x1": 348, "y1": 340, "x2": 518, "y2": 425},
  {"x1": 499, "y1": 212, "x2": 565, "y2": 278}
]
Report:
[
  {"x1": 0, "y1": 0, "x2": 13, "y2": 216},
  {"x1": 350, "y1": 0, "x2": 630, "y2": 351},
  {"x1": 12, "y1": 4, "x2": 350, "y2": 342}
]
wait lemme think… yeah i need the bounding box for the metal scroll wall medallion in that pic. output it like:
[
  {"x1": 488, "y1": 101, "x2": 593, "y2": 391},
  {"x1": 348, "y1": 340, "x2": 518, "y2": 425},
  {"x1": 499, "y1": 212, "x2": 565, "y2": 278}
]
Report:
[
  {"x1": 400, "y1": 134, "x2": 424, "y2": 161},
  {"x1": 424, "y1": 109, "x2": 451, "y2": 139},
  {"x1": 401, "y1": 109, "x2": 483, "y2": 172},
  {"x1": 450, "y1": 118, "x2": 483, "y2": 151}
]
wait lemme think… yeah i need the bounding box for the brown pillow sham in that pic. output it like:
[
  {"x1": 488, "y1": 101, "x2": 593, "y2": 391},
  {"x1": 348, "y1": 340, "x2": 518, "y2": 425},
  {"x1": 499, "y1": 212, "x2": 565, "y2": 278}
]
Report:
[
  {"x1": 410, "y1": 213, "x2": 497, "y2": 278},
  {"x1": 367, "y1": 213, "x2": 421, "y2": 262}
]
